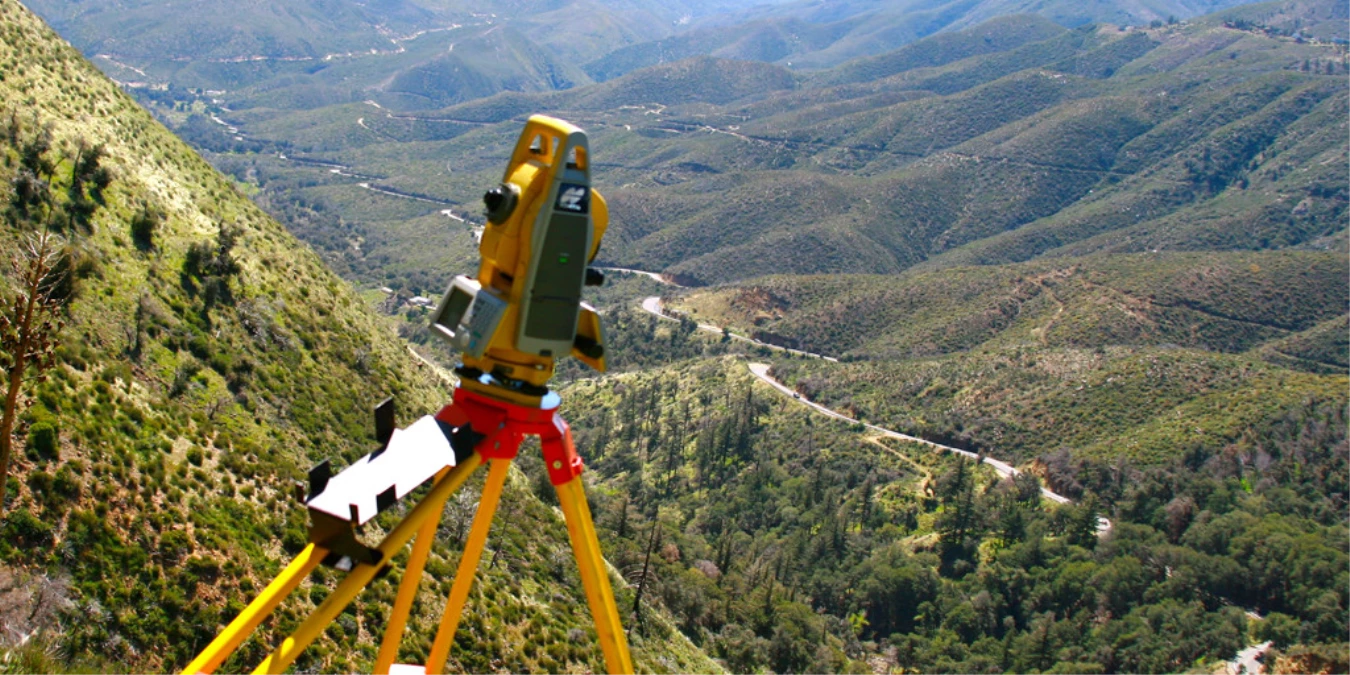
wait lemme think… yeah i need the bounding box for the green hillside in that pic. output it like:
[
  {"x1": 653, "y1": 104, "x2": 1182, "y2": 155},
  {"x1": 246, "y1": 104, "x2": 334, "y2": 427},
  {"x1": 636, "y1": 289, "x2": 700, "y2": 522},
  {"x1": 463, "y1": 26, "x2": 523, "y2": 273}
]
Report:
[
  {"x1": 120, "y1": 10, "x2": 1344, "y2": 295},
  {"x1": 555, "y1": 354, "x2": 1347, "y2": 673},
  {"x1": 0, "y1": 3, "x2": 719, "y2": 673},
  {"x1": 670, "y1": 250, "x2": 1348, "y2": 462}
]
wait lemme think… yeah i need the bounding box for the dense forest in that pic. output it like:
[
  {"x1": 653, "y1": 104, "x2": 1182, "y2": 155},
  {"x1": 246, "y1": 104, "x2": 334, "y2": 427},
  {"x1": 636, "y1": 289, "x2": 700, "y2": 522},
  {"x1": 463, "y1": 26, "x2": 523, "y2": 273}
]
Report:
[{"x1": 560, "y1": 354, "x2": 1348, "y2": 674}]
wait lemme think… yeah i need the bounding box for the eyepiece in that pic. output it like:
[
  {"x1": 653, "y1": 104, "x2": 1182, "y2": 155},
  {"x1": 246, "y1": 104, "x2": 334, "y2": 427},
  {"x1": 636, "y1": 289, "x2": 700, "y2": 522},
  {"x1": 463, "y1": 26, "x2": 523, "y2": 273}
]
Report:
[{"x1": 483, "y1": 183, "x2": 519, "y2": 224}]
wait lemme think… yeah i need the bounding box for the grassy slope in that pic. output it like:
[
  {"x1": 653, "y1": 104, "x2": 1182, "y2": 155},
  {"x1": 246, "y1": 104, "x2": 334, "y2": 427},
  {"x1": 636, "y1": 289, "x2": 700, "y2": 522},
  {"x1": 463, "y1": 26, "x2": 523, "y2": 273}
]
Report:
[{"x1": 0, "y1": 3, "x2": 719, "y2": 673}]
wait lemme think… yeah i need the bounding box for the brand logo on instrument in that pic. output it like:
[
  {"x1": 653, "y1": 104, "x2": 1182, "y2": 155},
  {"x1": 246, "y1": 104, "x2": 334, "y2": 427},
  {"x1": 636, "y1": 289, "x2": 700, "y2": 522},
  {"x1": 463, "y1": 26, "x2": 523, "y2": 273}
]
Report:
[{"x1": 556, "y1": 184, "x2": 589, "y2": 213}]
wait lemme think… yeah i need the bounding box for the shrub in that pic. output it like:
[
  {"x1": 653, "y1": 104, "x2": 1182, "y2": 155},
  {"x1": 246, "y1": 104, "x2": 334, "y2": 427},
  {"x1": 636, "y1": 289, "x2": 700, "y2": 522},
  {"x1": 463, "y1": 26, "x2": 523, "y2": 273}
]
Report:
[
  {"x1": 169, "y1": 360, "x2": 202, "y2": 397},
  {"x1": 52, "y1": 465, "x2": 81, "y2": 500},
  {"x1": 2, "y1": 507, "x2": 53, "y2": 547},
  {"x1": 26, "y1": 420, "x2": 58, "y2": 460},
  {"x1": 130, "y1": 207, "x2": 161, "y2": 250}
]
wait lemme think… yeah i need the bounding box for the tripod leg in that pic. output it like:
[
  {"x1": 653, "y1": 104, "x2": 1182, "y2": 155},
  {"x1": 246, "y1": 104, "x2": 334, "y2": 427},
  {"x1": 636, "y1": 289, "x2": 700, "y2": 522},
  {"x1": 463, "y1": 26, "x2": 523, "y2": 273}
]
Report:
[
  {"x1": 183, "y1": 542, "x2": 325, "y2": 674},
  {"x1": 541, "y1": 422, "x2": 633, "y2": 675},
  {"x1": 555, "y1": 476, "x2": 634, "y2": 674},
  {"x1": 424, "y1": 456, "x2": 512, "y2": 675},
  {"x1": 374, "y1": 466, "x2": 451, "y2": 674},
  {"x1": 252, "y1": 454, "x2": 482, "y2": 675}
]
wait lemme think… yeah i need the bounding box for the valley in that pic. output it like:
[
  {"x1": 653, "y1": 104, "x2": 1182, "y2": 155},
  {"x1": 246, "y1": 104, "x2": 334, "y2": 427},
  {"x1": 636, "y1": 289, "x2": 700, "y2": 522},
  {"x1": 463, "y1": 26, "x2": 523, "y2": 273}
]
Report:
[{"x1": 0, "y1": 0, "x2": 1347, "y2": 673}]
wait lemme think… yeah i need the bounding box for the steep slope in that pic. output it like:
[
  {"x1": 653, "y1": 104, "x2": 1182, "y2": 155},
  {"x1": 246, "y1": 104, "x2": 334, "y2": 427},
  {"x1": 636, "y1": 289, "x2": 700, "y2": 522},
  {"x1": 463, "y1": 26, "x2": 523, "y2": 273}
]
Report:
[{"x1": 0, "y1": 3, "x2": 719, "y2": 673}]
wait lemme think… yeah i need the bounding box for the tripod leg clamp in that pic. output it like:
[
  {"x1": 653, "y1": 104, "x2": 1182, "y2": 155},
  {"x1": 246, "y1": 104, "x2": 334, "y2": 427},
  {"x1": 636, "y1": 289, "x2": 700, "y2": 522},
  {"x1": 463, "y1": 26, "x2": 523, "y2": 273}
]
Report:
[{"x1": 541, "y1": 417, "x2": 584, "y2": 486}]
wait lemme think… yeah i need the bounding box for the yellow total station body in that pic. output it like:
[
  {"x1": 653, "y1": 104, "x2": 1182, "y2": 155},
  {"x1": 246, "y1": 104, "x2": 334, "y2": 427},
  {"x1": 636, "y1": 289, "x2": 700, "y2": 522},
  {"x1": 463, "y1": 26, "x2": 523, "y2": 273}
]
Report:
[
  {"x1": 182, "y1": 115, "x2": 633, "y2": 675},
  {"x1": 431, "y1": 115, "x2": 608, "y2": 404}
]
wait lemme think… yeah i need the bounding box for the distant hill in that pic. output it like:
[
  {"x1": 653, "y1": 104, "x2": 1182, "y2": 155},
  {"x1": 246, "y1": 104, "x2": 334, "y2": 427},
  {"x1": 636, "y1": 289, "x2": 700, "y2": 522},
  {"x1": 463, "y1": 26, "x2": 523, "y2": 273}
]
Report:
[
  {"x1": 809, "y1": 14, "x2": 1069, "y2": 86},
  {"x1": 592, "y1": 20, "x2": 1347, "y2": 285},
  {"x1": 579, "y1": 55, "x2": 800, "y2": 106},
  {"x1": 671, "y1": 250, "x2": 1348, "y2": 466},
  {"x1": 175, "y1": 8, "x2": 1346, "y2": 295},
  {"x1": 1208, "y1": 0, "x2": 1350, "y2": 40},
  {"x1": 0, "y1": 2, "x2": 720, "y2": 672},
  {"x1": 24, "y1": 0, "x2": 784, "y2": 110},
  {"x1": 378, "y1": 24, "x2": 594, "y2": 110},
  {"x1": 583, "y1": 16, "x2": 852, "y2": 81},
  {"x1": 677, "y1": 251, "x2": 1348, "y2": 362},
  {"x1": 583, "y1": 0, "x2": 1264, "y2": 80},
  {"x1": 21, "y1": 0, "x2": 404, "y2": 63}
]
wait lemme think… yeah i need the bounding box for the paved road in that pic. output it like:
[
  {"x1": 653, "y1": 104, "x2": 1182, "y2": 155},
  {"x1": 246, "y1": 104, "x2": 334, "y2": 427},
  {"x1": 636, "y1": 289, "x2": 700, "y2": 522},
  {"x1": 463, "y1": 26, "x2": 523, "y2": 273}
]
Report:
[
  {"x1": 746, "y1": 363, "x2": 1082, "y2": 508},
  {"x1": 641, "y1": 296, "x2": 840, "y2": 362},
  {"x1": 1227, "y1": 641, "x2": 1272, "y2": 675},
  {"x1": 595, "y1": 267, "x2": 683, "y2": 286}
]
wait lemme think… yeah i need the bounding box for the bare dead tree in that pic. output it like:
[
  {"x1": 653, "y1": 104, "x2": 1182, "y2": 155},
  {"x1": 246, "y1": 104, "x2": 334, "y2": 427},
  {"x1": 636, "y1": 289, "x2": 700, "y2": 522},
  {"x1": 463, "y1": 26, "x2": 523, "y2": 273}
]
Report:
[
  {"x1": 0, "y1": 232, "x2": 66, "y2": 516},
  {"x1": 0, "y1": 566, "x2": 71, "y2": 647},
  {"x1": 630, "y1": 519, "x2": 662, "y2": 636}
]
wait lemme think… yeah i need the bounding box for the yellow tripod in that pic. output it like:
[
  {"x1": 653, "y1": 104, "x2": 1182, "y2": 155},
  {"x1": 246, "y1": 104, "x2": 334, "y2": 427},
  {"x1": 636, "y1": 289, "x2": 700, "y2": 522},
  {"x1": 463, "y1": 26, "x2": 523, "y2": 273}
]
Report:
[{"x1": 182, "y1": 384, "x2": 633, "y2": 675}]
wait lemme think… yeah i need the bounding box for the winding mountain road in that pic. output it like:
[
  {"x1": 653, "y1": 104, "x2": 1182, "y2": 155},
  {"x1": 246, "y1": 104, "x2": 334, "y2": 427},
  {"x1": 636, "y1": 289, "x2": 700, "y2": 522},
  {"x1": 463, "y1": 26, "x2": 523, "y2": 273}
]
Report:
[
  {"x1": 747, "y1": 363, "x2": 1078, "y2": 507},
  {"x1": 640, "y1": 296, "x2": 840, "y2": 362},
  {"x1": 595, "y1": 267, "x2": 681, "y2": 285},
  {"x1": 637, "y1": 291, "x2": 1102, "y2": 527}
]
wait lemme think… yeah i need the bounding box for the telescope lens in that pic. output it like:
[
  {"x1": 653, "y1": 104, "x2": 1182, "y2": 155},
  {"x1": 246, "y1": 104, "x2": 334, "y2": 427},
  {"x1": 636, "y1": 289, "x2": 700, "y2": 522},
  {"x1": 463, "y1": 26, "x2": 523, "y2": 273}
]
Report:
[
  {"x1": 484, "y1": 187, "x2": 505, "y2": 211},
  {"x1": 483, "y1": 183, "x2": 518, "y2": 223}
]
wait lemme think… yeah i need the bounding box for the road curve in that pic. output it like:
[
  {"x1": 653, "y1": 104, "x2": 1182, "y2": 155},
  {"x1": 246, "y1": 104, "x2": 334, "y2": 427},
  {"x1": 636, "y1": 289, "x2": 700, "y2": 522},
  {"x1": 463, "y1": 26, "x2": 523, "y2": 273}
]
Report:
[
  {"x1": 641, "y1": 296, "x2": 840, "y2": 362},
  {"x1": 747, "y1": 363, "x2": 1077, "y2": 507},
  {"x1": 1226, "y1": 641, "x2": 1272, "y2": 675},
  {"x1": 637, "y1": 292, "x2": 1101, "y2": 525},
  {"x1": 594, "y1": 267, "x2": 684, "y2": 286}
]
